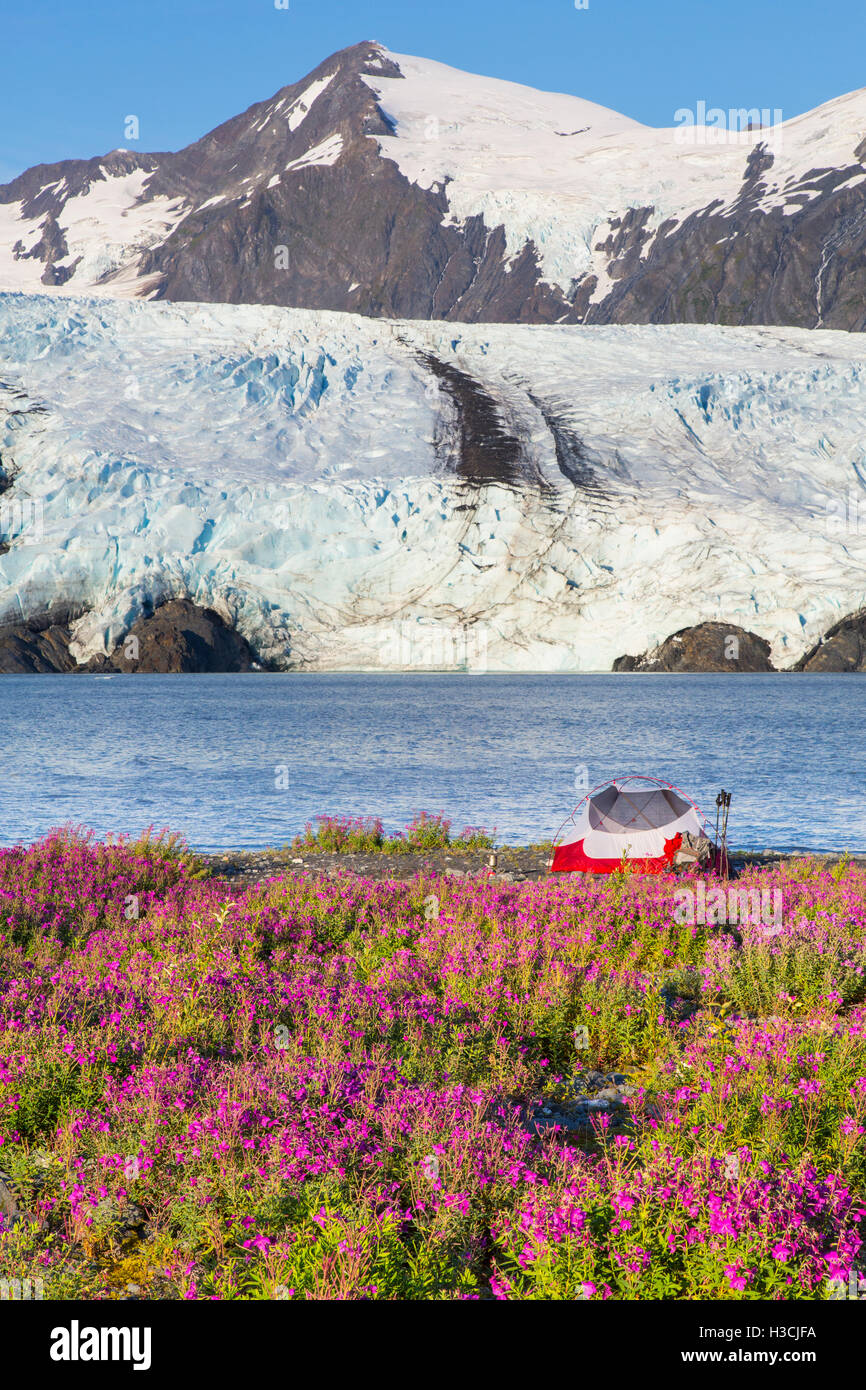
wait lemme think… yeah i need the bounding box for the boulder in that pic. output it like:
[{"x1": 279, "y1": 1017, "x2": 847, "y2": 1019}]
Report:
[
  {"x1": 793, "y1": 609, "x2": 866, "y2": 672},
  {"x1": 0, "y1": 599, "x2": 262, "y2": 674},
  {"x1": 89, "y1": 599, "x2": 259, "y2": 674},
  {"x1": 613, "y1": 621, "x2": 775, "y2": 672}
]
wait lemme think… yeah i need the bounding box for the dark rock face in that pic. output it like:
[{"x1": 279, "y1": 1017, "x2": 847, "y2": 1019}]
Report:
[
  {"x1": 794, "y1": 609, "x2": 866, "y2": 671},
  {"x1": 0, "y1": 600, "x2": 260, "y2": 674},
  {"x1": 6, "y1": 40, "x2": 866, "y2": 330},
  {"x1": 587, "y1": 169, "x2": 866, "y2": 332},
  {"x1": 0, "y1": 622, "x2": 76, "y2": 673},
  {"x1": 89, "y1": 600, "x2": 259, "y2": 673},
  {"x1": 136, "y1": 43, "x2": 570, "y2": 323},
  {"x1": 613, "y1": 621, "x2": 776, "y2": 672}
]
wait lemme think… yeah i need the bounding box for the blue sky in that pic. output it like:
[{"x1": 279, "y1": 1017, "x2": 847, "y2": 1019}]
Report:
[{"x1": 2, "y1": 0, "x2": 864, "y2": 182}]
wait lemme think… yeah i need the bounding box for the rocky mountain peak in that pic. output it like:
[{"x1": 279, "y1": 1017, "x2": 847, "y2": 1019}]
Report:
[{"x1": 3, "y1": 44, "x2": 866, "y2": 328}]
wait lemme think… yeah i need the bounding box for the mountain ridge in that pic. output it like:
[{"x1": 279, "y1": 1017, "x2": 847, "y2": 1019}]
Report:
[{"x1": 3, "y1": 41, "x2": 866, "y2": 328}]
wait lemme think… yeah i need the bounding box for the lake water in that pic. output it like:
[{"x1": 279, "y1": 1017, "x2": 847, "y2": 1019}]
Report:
[{"x1": 0, "y1": 674, "x2": 863, "y2": 852}]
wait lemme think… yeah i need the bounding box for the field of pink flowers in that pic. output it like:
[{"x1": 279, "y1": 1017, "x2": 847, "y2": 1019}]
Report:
[{"x1": 0, "y1": 827, "x2": 864, "y2": 1301}]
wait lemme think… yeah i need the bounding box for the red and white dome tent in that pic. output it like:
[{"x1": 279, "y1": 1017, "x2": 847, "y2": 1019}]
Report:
[{"x1": 551, "y1": 773, "x2": 712, "y2": 875}]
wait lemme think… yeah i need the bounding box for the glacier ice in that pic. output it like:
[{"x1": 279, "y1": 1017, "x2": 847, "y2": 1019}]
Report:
[{"x1": 1, "y1": 291, "x2": 865, "y2": 671}]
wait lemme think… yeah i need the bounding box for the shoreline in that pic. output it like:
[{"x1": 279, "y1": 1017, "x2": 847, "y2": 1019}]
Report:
[{"x1": 200, "y1": 845, "x2": 866, "y2": 889}]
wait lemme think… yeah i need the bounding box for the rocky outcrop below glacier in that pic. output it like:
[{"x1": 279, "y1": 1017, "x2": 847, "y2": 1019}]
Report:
[
  {"x1": 614, "y1": 612, "x2": 866, "y2": 673},
  {"x1": 793, "y1": 608, "x2": 866, "y2": 672},
  {"x1": 0, "y1": 601, "x2": 260, "y2": 673},
  {"x1": 0, "y1": 606, "x2": 83, "y2": 673},
  {"x1": 5, "y1": 603, "x2": 865, "y2": 676},
  {"x1": 613, "y1": 622, "x2": 776, "y2": 672}
]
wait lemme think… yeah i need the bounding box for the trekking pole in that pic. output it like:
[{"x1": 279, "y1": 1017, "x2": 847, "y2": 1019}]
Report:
[
  {"x1": 714, "y1": 792, "x2": 724, "y2": 875},
  {"x1": 720, "y1": 791, "x2": 732, "y2": 878}
]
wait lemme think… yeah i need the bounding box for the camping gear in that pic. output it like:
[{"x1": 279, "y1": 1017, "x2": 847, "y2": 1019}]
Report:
[
  {"x1": 551, "y1": 774, "x2": 710, "y2": 875},
  {"x1": 671, "y1": 830, "x2": 715, "y2": 870},
  {"x1": 715, "y1": 789, "x2": 732, "y2": 877}
]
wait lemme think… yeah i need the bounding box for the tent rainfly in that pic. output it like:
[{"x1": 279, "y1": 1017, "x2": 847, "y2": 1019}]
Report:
[{"x1": 551, "y1": 774, "x2": 708, "y2": 875}]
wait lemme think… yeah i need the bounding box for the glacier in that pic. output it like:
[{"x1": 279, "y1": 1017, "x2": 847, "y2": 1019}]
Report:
[{"x1": 1, "y1": 291, "x2": 865, "y2": 671}]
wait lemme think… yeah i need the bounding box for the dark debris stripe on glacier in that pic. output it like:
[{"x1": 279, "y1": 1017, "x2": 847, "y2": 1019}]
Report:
[
  {"x1": 416, "y1": 351, "x2": 543, "y2": 490},
  {"x1": 523, "y1": 390, "x2": 610, "y2": 500}
]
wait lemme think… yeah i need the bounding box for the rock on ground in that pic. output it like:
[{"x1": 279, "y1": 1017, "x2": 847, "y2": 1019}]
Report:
[
  {"x1": 613, "y1": 621, "x2": 775, "y2": 673},
  {"x1": 793, "y1": 608, "x2": 866, "y2": 672},
  {"x1": 0, "y1": 600, "x2": 261, "y2": 674}
]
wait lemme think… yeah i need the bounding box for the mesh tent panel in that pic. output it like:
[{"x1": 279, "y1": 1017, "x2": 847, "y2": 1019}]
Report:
[{"x1": 588, "y1": 787, "x2": 691, "y2": 833}]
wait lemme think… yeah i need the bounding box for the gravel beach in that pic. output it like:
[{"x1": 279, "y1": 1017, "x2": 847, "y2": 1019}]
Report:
[{"x1": 200, "y1": 845, "x2": 866, "y2": 890}]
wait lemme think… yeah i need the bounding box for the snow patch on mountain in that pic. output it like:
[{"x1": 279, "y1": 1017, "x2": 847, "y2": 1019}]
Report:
[
  {"x1": 285, "y1": 73, "x2": 336, "y2": 132},
  {"x1": 285, "y1": 135, "x2": 344, "y2": 173},
  {"x1": 363, "y1": 48, "x2": 866, "y2": 295},
  {"x1": 364, "y1": 50, "x2": 645, "y2": 291},
  {"x1": 0, "y1": 169, "x2": 187, "y2": 298},
  {"x1": 1, "y1": 293, "x2": 865, "y2": 671}
]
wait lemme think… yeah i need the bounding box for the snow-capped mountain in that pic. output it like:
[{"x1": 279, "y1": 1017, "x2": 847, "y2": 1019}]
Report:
[
  {"x1": 2, "y1": 41, "x2": 866, "y2": 329},
  {"x1": 2, "y1": 292, "x2": 865, "y2": 671}
]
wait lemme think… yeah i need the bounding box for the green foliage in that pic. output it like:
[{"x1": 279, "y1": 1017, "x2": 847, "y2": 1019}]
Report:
[
  {"x1": 402, "y1": 811, "x2": 452, "y2": 852},
  {"x1": 292, "y1": 811, "x2": 495, "y2": 855},
  {"x1": 292, "y1": 816, "x2": 385, "y2": 854}
]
